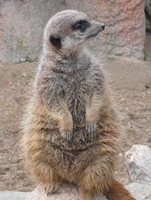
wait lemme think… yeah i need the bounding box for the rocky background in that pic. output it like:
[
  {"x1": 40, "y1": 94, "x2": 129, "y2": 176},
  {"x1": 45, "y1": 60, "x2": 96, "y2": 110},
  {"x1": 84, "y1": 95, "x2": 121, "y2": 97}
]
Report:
[{"x1": 0, "y1": 0, "x2": 146, "y2": 63}]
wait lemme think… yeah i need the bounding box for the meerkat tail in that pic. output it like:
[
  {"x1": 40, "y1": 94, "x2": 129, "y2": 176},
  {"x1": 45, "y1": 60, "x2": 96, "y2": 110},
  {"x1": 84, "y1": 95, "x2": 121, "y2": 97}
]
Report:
[{"x1": 104, "y1": 179, "x2": 136, "y2": 200}]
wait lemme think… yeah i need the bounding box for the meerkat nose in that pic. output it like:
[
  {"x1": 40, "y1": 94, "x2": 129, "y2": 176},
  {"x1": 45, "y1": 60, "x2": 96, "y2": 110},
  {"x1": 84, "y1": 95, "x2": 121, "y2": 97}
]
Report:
[{"x1": 101, "y1": 23, "x2": 105, "y2": 30}]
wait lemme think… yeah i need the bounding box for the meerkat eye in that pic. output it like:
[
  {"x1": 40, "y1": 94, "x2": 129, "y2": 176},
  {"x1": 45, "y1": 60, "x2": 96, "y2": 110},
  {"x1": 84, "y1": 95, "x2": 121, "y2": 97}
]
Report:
[{"x1": 72, "y1": 20, "x2": 90, "y2": 32}]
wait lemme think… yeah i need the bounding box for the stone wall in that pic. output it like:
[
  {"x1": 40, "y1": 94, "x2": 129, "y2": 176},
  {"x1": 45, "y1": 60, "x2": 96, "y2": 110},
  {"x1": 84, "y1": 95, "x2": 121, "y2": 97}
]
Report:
[{"x1": 0, "y1": 0, "x2": 145, "y2": 63}]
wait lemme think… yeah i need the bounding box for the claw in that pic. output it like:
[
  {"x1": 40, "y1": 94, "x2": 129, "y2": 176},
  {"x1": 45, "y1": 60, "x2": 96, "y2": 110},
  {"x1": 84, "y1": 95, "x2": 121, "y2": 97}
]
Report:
[
  {"x1": 86, "y1": 122, "x2": 96, "y2": 142},
  {"x1": 86, "y1": 124, "x2": 89, "y2": 137},
  {"x1": 64, "y1": 131, "x2": 73, "y2": 144},
  {"x1": 44, "y1": 183, "x2": 59, "y2": 195}
]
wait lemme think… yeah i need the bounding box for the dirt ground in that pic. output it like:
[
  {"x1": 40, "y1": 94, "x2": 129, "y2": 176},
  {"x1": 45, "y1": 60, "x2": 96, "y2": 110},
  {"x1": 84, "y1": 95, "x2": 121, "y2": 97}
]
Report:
[{"x1": 0, "y1": 36, "x2": 151, "y2": 192}]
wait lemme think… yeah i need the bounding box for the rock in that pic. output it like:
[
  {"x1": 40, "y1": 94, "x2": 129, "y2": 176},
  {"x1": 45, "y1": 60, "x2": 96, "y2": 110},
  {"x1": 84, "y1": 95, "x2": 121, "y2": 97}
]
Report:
[
  {"x1": 125, "y1": 145, "x2": 151, "y2": 183},
  {"x1": 0, "y1": 191, "x2": 30, "y2": 200},
  {"x1": 22, "y1": 72, "x2": 27, "y2": 77},
  {"x1": 125, "y1": 144, "x2": 151, "y2": 164},
  {"x1": 26, "y1": 184, "x2": 107, "y2": 200},
  {"x1": 0, "y1": 0, "x2": 145, "y2": 64},
  {"x1": 125, "y1": 145, "x2": 151, "y2": 199},
  {"x1": 125, "y1": 182, "x2": 151, "y2": 200},
  {"x1": 127, "y1": 154, "x2": 151, "y2": 183}
]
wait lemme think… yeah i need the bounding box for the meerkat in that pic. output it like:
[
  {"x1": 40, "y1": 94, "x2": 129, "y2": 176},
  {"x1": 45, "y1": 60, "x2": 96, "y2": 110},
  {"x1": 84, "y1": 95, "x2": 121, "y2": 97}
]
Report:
[{"x1": 22, "y1": 10, "x2": 136, "y2": 200}]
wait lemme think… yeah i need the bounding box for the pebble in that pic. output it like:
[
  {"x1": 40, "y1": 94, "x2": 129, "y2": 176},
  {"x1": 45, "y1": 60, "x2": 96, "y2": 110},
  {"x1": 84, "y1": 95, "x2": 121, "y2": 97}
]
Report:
[{"x1": 22, "y1": 72, "x2": 27, "y2": 77}]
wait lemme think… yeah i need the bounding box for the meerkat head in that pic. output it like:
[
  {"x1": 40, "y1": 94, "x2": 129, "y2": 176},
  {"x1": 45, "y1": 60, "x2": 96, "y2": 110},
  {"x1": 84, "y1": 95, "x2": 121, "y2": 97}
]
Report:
[{"x1": 43, "y1": 10, "x2": 105, "y2": 56}]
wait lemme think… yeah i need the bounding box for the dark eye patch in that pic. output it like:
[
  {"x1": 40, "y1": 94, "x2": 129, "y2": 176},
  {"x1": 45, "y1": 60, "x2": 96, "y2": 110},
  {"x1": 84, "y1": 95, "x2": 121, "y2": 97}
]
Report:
[
  {"x1": 49, "y1": 36, "x2": 61, "y2": 49},
  {"x1": 72, "y1": 20, "x2": 90, "y2": 32}
]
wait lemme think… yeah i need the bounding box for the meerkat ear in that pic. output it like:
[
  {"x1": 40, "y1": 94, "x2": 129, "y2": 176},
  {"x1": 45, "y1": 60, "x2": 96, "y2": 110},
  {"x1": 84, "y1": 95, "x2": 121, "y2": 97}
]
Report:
[{"x1": 49, "y1": 36, "x2": 61, "y2": 49}]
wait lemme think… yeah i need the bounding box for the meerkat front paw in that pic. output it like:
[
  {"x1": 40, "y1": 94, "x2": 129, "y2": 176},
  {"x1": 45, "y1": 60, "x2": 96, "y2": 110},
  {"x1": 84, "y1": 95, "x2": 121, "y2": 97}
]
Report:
[
  {"x1": 60, "y1": 116, "x2": 73, "y2": 144},
  {"x1": 86, "y1": 121, "x2": 97, "y2": 142},
  {"x1": 44, "y1": 183, "x2": 59, "y2": 196},
  {"x1": 63, "y1": 130, "x2": 73, "y2": 144}
]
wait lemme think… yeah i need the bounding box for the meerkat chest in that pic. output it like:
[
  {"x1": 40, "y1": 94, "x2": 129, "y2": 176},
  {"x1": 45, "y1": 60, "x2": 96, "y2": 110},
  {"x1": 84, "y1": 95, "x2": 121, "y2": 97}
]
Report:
[
  {"x1": 60, "y1": 68, "x2": 90, "y2": 124},
  {"x1": 65, "y1": 72, "x2": 89, "y2": 106}
]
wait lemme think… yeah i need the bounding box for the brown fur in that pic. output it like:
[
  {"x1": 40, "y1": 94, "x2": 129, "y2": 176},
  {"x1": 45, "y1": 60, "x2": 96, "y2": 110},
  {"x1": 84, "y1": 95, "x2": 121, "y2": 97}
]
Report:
[{"x1": 22, "y1": 10, "x2": 136, "y2": 200}]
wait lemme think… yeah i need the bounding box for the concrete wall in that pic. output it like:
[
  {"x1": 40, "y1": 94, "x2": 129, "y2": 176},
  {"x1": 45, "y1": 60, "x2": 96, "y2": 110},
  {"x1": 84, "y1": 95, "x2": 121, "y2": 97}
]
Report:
[{"x1": 0, "y1": 0, "x2": 145, "y2": 63}]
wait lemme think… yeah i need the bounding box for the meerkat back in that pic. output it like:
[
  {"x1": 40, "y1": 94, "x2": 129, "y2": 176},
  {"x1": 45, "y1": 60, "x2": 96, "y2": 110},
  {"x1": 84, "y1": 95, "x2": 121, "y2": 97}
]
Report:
[{"x1": 22, "y1": 10, "x2": 136, "y2": 200}]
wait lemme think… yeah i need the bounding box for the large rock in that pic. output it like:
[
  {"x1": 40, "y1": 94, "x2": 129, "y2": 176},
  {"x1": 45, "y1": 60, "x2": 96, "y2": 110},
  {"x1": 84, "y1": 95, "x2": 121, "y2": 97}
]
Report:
[
  {"x1": 0, "y1": 191, "x2": 30, "y2": 200},
  {"x1": 125, "y1": 182, "x2": 151, "y2": 200},
  {"x1": 125, "y1": 144, "x2": 151, "y2": 164},
  {"x1": 0, "y1": 0, "x2": 65, "y2": 63},
  {"x1": 125, "y1": 145, "x2": 151, "y2": 200},
  {"x1": 125, "y1": 145, "x2": 151, "y2": 183},
  {"x1": 0, "y1": 0, "x2": 145, "y2": 63}
]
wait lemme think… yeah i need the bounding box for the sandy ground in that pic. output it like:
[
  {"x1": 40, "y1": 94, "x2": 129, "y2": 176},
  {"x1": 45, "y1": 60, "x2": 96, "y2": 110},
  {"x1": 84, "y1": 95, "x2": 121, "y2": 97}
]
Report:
[{"x1": 0, "y1": 37, "x2": 151, "y2": 192}]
